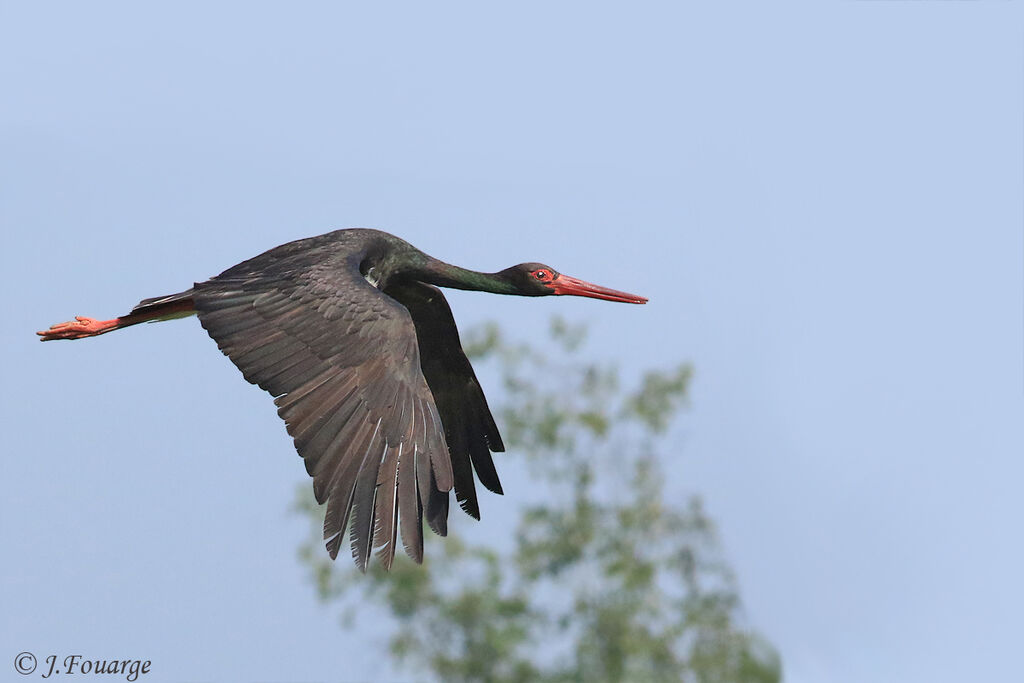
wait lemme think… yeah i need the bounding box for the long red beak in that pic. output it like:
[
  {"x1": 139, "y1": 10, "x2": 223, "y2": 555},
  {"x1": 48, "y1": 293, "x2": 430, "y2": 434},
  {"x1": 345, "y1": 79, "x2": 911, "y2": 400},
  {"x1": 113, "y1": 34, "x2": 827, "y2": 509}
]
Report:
[{"x1": 550, "y1": 274, "x2": 648, "y2": 304}]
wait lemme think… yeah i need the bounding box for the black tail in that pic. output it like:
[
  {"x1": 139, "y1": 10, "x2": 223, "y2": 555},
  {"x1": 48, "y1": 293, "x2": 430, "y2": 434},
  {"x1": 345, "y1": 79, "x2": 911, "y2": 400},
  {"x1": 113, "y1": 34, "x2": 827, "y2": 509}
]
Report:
[{"x1": 129, "y1": 289, "x2": 197, "y2": 320}]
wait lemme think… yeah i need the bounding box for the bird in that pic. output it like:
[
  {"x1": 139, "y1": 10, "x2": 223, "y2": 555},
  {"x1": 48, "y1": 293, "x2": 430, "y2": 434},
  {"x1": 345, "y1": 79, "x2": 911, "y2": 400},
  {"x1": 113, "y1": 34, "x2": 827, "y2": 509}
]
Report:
[{"x1": 38, "y1": 228, "x2": 647, "y2": 570}]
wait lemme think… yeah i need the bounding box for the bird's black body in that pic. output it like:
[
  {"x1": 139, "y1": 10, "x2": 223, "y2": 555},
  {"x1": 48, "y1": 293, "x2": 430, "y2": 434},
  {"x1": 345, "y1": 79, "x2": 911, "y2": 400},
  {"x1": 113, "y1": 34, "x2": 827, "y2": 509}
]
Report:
[{"x1": 40, "y1": 228, "x2": 646, "y2": 570}]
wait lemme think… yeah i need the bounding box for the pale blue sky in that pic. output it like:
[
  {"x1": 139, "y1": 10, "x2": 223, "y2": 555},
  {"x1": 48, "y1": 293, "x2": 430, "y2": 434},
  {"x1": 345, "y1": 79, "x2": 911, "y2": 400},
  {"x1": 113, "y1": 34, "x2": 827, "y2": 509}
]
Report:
[{"x1": 2, "y1": 2, "x2": 1022, "y2": 682}]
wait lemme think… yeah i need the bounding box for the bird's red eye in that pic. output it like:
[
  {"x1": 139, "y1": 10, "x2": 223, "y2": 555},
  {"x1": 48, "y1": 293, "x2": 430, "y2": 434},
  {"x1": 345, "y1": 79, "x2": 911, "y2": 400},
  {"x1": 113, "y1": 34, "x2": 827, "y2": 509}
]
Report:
[{"x1": 534, "y1": 270, "x2": 549, "y2": 280}]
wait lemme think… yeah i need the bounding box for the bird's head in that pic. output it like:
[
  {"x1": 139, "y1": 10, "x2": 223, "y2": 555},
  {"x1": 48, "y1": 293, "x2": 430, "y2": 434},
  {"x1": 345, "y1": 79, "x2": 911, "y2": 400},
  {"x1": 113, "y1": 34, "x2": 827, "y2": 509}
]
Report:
[{"x1": 501, "y1": 263, "x2": 648, "y2": 303}]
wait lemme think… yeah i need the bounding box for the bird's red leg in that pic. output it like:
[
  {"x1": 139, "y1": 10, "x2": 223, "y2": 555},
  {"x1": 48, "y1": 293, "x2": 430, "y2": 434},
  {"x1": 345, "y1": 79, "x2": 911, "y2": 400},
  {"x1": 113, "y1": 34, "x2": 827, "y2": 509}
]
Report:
[
  {"x1": 37, "y1": 297, "x2": 196, "y2": 341},
  {"x1": 37, "y1": 316, "x2": 123, "y2": 341}
]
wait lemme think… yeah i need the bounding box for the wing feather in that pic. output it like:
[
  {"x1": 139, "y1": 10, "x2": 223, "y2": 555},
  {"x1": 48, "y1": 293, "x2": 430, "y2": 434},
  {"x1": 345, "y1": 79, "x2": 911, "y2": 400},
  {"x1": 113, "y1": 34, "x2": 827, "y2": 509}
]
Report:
[{"x1": 351, "y1": 423, "x2": 385, "y2": 569}]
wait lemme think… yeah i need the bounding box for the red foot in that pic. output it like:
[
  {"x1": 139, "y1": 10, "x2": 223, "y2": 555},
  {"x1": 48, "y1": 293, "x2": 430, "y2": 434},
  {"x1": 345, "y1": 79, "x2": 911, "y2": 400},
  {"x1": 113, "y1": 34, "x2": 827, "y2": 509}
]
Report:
[{"x1": 37, "y1": 316, "x2": 119, "y2": 341}]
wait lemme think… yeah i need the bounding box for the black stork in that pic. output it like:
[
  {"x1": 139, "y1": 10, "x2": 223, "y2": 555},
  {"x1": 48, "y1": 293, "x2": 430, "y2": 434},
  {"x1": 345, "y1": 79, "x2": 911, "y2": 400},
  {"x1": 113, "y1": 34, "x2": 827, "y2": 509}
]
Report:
[{"x1": 38, "y1": 228, "x2": 647, "y2": 570}]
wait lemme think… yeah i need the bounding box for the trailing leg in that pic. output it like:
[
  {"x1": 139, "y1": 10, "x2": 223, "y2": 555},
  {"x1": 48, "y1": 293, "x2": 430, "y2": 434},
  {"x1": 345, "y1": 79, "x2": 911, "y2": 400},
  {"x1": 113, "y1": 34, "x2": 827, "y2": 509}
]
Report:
[{"x1": 37, "y1": 290, "x2": 196, "y2": 341}]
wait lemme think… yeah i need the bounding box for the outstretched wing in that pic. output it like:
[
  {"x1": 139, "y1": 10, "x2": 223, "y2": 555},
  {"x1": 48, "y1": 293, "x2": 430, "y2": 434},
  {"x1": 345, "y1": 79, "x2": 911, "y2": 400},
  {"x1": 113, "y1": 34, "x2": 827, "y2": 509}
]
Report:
[
  {"x1": 192, "y1": 252, "x2": 452, "y2": 571},
  {"x1": 386, "y1": 282, "x2": 505, "y2": 533}
]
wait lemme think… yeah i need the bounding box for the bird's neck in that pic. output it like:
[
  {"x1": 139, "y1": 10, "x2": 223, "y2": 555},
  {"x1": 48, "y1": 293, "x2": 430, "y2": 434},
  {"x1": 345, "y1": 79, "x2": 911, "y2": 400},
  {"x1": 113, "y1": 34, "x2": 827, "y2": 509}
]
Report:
[{"x1": 414, "y1": 258, "x2": 518, "y2": 295}]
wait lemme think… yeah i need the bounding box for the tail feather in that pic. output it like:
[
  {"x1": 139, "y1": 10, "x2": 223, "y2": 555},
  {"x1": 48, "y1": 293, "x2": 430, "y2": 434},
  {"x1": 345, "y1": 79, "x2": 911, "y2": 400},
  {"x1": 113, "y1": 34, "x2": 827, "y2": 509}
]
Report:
[{"x1": 130, "y1": 290, "x2": 197, "y2": 318}]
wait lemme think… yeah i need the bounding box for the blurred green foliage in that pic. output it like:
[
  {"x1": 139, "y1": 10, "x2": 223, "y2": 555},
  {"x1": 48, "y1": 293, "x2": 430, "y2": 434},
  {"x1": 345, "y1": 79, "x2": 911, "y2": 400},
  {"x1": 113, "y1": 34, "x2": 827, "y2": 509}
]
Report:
[{"x1": 296, "y1": 317, "x2": 780, "y2": 683}]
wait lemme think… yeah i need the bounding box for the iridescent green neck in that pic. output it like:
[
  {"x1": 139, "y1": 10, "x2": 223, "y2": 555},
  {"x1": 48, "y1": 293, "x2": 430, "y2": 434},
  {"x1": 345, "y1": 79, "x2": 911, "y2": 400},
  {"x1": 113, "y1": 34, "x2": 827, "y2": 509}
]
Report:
[{"x1": 419, "y1": 259, "x2": 519, "y2": 295}]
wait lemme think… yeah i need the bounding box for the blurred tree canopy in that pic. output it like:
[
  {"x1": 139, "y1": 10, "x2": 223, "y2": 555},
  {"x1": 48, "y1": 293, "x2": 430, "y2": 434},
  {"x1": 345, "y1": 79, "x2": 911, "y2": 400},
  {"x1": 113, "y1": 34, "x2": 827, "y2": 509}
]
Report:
[{"x1": 296, "y1": 318, "x2": 780, "y2": 683}]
